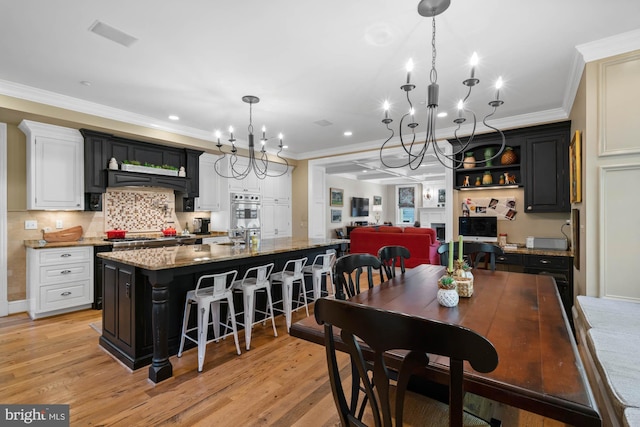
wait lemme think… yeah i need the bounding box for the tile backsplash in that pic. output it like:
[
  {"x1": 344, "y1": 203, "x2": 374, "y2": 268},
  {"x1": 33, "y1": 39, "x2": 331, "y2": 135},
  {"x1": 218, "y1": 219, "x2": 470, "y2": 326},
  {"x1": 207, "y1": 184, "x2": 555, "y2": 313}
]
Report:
[{"x1": 104, "y1": 187, "x2": 177, "y2": 232}]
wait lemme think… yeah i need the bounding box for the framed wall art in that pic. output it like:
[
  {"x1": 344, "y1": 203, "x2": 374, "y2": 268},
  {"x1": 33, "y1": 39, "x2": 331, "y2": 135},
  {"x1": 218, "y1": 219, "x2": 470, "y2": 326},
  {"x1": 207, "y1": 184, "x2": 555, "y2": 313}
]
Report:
[
  {"x1": 373, "y1": 195, "x2": 382, "y2": 205},
  {"x1": 331, "y1": 209, "x2": 342, "y2": 223},
  {"x1": 570, "y1": 130, "x2": 582, "y2": 203},
  {"x1": 330, "y1": 188, "x2": 344, "y2": 207}
]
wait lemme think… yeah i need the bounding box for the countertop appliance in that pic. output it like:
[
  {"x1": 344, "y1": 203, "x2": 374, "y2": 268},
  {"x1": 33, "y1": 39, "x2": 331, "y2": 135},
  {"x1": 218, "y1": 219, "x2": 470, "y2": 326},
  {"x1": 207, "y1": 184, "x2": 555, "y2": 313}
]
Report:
[
  {"x1": 526, "y1": 237, "x2": 569, "y2": 250},
  {"x1": 193, "y1": 217, "x2": 211, "y2": 234},
  {"x1": 230, "y1": 192, "x2": 261, "y2": 241}
]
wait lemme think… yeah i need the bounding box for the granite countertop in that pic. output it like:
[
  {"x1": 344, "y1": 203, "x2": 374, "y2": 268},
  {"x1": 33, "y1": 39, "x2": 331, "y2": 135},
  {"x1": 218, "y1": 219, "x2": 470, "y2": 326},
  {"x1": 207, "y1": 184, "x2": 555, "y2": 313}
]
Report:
[
  {"x1": 23, "y1": 231, "x2": 229, "y2": 249},
  {"x1": 97, "y1": 237, "x2": 347, "y2": 270},
  {"x1": 502, "y1": 245, "x2": 574, "y2": 257}
]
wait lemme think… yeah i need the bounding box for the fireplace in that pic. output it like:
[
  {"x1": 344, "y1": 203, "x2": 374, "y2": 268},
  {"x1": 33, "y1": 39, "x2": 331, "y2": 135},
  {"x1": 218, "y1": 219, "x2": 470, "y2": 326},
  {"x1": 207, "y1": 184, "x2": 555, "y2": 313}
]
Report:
[{"x1": 431, "y1": 223, "x2": 445, "y2": 241}]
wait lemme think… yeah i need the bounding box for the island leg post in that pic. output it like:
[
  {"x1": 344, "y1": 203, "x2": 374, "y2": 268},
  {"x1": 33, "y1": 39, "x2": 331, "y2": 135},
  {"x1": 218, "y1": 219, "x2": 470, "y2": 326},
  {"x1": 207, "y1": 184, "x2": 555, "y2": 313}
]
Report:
[{"x1": 148, "y1": 273, "x2": 173, "y2": 383}]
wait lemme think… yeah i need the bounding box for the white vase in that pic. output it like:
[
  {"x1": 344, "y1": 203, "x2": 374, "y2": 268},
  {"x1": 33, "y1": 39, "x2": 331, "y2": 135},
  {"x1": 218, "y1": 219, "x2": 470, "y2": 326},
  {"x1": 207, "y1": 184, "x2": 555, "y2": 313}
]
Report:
[{"x1": 437, "y1": 288, "x2": 459, "y2": 307}]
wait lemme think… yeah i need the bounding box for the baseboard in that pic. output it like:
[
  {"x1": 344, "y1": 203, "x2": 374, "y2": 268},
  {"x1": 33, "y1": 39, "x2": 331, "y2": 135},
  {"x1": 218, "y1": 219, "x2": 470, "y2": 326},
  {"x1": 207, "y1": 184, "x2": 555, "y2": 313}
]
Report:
[{"x1": 8, "y1": 299, "x2": 28, "y2": 315}]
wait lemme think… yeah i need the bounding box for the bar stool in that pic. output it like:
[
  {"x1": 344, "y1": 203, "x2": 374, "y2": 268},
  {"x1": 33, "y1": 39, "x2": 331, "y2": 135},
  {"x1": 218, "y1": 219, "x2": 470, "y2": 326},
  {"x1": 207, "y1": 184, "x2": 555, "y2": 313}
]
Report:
[
  {"x1": 302, "y1": 250, "x2": 336, "y2": 301},
  {"x1": 270, "y1": 257, "x2": 308, "y2": 332},
  {"x1": 231, "y1": 263, "x2": 278, "y2": 350},
  {"x1": 177, "y1": 270, "x2": 241, "y2": 372}
]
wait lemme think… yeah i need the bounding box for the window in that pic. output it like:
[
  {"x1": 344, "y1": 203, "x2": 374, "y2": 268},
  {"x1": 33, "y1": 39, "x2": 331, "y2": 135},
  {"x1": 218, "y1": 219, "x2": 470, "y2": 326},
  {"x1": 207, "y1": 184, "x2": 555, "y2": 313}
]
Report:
[{"x1": 396, "y1": 185, "x2": 417, "y2": 225}]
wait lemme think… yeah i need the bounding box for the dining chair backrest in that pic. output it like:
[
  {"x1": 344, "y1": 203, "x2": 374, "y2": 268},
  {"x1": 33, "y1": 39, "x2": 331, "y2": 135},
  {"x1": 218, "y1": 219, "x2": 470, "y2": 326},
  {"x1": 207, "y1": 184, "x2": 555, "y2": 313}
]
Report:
[
  {"x1": 314, "y1": 298, "x2": 499, "y2": 427},
  {"x1": 377, "y1": 245, "x2": 411, "y2": 280},
  {"x1": 194, "y1": 270, "x2": 238, "y2": 299},
  {"x1": 437, "y1": 242, "x2": 504, "y2": 271},
  {"x1": 334, "y1": 253, "x2": 383, "y2": 299}
]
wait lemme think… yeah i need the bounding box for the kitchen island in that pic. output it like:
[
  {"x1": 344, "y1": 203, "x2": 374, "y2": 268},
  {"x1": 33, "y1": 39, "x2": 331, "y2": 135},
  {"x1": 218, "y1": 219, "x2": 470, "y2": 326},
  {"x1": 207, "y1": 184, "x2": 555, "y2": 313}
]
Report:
[{"x1": 97, "y1": 237, "x2": 346, "y2": 382}]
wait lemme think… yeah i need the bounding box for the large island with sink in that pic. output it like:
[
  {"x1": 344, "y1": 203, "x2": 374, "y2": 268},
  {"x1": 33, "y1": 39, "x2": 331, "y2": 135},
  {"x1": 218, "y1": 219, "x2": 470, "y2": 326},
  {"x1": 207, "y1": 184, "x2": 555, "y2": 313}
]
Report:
[{"x1": 97, "y1": 237, "x2": 346, "y2": 383}]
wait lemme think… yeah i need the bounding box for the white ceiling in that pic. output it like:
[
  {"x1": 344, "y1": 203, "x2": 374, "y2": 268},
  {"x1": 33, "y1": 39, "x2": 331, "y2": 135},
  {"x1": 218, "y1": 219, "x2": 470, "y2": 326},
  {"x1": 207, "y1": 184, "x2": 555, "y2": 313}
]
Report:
[{"x1": 1, "y1": 1, "x2": 640, "y2": 183}]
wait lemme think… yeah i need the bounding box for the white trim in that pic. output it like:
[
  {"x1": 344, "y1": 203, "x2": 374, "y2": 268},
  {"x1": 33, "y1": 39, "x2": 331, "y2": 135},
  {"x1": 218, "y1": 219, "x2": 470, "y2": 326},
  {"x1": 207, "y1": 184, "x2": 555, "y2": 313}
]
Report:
[
  {"x1": 562, "y1": 51, "x2": 586, "y2": 117},
  {"x1": 0, "y1": 122, "x2": 7, "y2": 316},
  {"x1": 8, "y1": 300, "x2": 28, "y2": 316},
  {"x1": 577, "y1": 28, "x2": 640, "y2": 63}
]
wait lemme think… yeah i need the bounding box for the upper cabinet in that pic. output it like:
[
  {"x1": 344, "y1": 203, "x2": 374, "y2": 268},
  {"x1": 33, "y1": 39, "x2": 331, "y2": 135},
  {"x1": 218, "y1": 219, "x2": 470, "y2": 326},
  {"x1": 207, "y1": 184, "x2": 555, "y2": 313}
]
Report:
[
  {"x1": 19, "y1": 120, "x2": 84, "y2": 210},
  {"x1": 225, "y1": 157, "x2": 262, "y2": 193},
  {"x1": 523, "y1": 124, "x2": 570, "y2": 213},
  {"x1": 262, "y1": 163, "x2": 291, "y2": 203},
  {"x1": 195, "y1": 153, "x2": 222, "y2": 211},
  {"x1": 81, "y1": 129, "x2": 203, "y2": 211},
  {"x1": 451, "y1": 121, "x2": 570, "y2": 213}
]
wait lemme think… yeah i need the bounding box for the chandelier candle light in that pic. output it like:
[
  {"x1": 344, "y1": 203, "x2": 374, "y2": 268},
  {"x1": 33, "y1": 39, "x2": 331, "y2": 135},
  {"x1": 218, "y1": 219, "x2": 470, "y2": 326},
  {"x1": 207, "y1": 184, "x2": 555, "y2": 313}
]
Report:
[
  {"x1": 213, "y1": 95, "x2": 289, "y2": 180},
  {"x1": 380, "y1": 0, "x2": 506, "y2": 171}
]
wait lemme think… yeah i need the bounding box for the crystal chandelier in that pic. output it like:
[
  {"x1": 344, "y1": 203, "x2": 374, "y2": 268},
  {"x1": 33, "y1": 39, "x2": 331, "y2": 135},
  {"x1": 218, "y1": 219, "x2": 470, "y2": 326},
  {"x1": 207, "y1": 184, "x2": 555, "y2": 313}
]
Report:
[
  {"x1": 380, "y1": 0, "x2": 506, "y2": 171},
  {"x1": 214, "y1": 95, "x2": 289, "y2": 180}
]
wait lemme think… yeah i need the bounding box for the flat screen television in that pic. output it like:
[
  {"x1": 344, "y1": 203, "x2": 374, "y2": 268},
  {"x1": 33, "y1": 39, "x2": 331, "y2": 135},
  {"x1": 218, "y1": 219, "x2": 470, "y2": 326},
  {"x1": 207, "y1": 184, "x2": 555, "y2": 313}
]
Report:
[
  {"x1": 351, "y1": 197, "x2": 369, "y2": 217},
  {"x1": 459, "y1": 216, "x2": 498, "y2": 242}
]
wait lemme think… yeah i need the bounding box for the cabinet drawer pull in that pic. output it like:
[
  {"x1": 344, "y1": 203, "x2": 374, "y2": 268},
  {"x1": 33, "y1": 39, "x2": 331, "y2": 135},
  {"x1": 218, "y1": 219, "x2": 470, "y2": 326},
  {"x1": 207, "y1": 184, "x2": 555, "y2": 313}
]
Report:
[
  {"x1": 61, "y1": 291, "x2": 72, "y2": 296},
  {"x1": 126, "y1": 283, "x2": 131, "y2": 298},
  {"x1": 539, "y1": 259, "x2": 551, "y2": 264},
  {"x1": 60, "y1": 270, "x2": 72, "y2": 274},
  {"x1": 60, "y1": 253, "x2": 72, "y2": 258},
  {"x1": 497, "y1": 256, "x2": 506, "y2": 261}
]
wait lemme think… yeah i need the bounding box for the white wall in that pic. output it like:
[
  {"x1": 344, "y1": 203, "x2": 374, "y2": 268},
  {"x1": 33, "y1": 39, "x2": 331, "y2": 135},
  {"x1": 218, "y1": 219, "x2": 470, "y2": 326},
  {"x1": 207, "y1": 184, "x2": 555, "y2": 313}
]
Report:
[{"x1": 325, "y1": 176, "x2": 388, "y2": 236}]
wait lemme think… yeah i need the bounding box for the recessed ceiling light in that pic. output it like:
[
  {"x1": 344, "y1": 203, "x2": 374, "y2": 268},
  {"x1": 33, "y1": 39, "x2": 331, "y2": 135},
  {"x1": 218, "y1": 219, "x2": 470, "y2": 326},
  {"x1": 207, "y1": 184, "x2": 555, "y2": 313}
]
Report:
[
  {"x1": 437, "y1": 112, "x2": 448, "y2": 118},
  {"x1": 362, "y1": 169, "x2": 367, "y2": 173},
  {"x1": 80, "y1": 80, "x2": 92, "y2": 86},
  {"x1": 344, "y1": 131, "x2": 353, "y2": 136},
  {"x1": 168, "y1": 115, "x2": 180, "y2": 121},
  {"x1": 282, "y1": 145, "x2": 289, "y2": 149}
]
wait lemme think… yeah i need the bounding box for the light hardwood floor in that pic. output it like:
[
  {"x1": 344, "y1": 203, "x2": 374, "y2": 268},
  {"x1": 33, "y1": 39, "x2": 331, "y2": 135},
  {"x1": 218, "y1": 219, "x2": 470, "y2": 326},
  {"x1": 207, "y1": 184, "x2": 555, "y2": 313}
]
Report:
[{"x1": 0, "y1": 301, "x2": 570, "y2": 426}]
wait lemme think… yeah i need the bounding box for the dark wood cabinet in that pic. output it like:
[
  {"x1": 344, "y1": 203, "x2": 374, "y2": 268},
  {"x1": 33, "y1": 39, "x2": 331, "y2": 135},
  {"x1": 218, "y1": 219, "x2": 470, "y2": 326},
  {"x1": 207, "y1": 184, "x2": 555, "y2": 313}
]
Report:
[
  {"x1": 496, "y1": 251, "x2": 574, "y2": 328},
  {"x1": 80, "y1": 129, "x2": 203, "y2": 211},
  {"x1": 451, "y1": 121, "x2": 571, "y2": 213},
  {"x1": 523, "y1": 124, "x2": 570, "y2": 212}
]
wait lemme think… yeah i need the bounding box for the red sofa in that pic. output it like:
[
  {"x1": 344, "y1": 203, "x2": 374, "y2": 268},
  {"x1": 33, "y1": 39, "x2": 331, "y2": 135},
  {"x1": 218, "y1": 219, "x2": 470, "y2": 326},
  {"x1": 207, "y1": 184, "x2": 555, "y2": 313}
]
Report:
[{"x1": 348, "y1": 226, "x2": 440, "y2": 268}]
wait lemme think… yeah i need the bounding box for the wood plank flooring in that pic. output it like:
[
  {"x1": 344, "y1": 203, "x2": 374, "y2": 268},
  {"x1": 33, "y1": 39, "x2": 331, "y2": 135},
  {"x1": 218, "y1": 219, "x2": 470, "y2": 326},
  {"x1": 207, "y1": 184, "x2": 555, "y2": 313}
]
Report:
[{"x1": 0, "y1": 297, "x2": 571, "y2": 426}]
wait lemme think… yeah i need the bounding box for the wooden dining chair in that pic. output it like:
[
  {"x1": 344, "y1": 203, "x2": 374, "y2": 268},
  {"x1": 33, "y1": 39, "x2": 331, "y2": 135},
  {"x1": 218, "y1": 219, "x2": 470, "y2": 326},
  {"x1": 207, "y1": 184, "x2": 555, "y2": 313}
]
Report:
[
  {"x1": 334, "y1": 253, "x2": 383, "y2": 299},
  {"x1": 315, "y1": 298, "x2": 499, "y2": 427},
  {"x1": 438, "y1": 242, "x2": 504, "y2": 271},
  {"x1": 377, "y1": 245, "x2": 411, "y2": 281}
]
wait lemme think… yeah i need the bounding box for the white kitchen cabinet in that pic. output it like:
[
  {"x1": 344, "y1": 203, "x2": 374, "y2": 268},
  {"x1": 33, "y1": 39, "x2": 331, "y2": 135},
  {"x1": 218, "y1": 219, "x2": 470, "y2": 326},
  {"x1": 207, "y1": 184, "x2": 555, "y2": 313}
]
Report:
[
  {"x1": 26, "y1": 246, "x2": 93, "y2": 319},
  {"x1": 262, "y1": 201, "x2": 291, "y2": 238},
  {"x1": 195, "y1": 153, "x2": 222, "y2": 211},
  {"x1": 18, "y1": 120, "x2": 84, "y2": 210},
  {"x1": 202, "y1": 236, "x2": 230, "y2": 244},
  {"x1": 226, "y1": 157, "x2": 261, "y2": 193},
  {"x1": 262, "y1": 164, "x2": 291, "y2": 203}
]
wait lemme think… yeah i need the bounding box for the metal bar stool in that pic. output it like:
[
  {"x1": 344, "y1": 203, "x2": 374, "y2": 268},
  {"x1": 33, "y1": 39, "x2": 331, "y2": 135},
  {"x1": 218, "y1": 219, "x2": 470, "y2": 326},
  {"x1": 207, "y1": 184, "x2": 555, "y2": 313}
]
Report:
[
  {"x1": 177, "y1": 270, "x2": 241, "y2": 372},
  {"x1": 231, "y1": 263, "x2": 278, "y2": 350},
  {"x1": 271, "y1": 257, "x2": 308, "y2": 332},
  {"x1": 302, "y1": 249, "x2": 336, "y2": 301}
]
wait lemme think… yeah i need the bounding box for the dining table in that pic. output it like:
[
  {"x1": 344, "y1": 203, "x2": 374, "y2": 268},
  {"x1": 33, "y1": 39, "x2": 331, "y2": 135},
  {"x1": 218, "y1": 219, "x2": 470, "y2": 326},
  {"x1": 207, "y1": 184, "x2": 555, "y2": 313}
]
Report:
[{"x1": 290, "y1": 264, "x2": 601, "y2": 427}]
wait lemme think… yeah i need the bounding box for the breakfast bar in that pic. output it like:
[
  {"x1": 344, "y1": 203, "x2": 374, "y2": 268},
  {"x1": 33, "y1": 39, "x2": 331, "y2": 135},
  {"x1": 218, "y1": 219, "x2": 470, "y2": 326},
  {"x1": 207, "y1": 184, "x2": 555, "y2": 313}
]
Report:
[{"x1": 97, "y1": 237, "x2": 346, "y2": 382}]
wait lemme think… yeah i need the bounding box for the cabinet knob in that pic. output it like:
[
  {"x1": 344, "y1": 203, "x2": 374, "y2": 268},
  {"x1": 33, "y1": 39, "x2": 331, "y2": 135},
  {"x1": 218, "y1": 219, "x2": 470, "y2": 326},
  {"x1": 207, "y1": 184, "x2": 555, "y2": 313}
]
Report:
[
  {"x1": 60, "y1": 291, "x2": 72, "y2": 296},
  {"x1": 527, "y1": 206, "x2": 532, "y2": 210},
  {"x1": 60, "y1": 270, "x2": 72, "y2": 274}
]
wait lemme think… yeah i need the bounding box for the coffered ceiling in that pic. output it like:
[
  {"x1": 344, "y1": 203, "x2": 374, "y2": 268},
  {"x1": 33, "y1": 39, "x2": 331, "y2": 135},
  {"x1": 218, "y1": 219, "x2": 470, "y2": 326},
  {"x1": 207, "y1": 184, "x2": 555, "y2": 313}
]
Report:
[{"x1": 1, "y1": 1, "x2": 639, "y2": 182}]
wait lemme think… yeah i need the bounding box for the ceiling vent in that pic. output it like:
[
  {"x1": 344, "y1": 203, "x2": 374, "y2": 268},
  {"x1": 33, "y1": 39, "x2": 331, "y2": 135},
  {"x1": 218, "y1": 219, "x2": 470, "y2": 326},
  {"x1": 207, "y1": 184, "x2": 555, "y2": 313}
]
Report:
[
  {"x1": 88, "y1": 20, "x2": 138, "y2": 47},
  {"x1": 313, "y1": 119, "x2": 333, "y2": 127}
]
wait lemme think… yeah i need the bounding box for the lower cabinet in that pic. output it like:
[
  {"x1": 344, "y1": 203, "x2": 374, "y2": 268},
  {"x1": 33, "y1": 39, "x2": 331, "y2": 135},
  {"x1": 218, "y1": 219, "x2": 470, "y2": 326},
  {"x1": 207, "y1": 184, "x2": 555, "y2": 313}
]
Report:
[
  {"x1": 495, "y1": 251, "x2": 574, "y2": 327},
  {"x1": 26, "y1": 246, "x2": 94, "y2": 319}
]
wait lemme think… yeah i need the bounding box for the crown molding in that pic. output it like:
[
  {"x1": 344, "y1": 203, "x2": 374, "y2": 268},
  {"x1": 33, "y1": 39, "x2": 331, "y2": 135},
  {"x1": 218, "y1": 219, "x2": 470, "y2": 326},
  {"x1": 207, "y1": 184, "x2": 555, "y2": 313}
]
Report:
[{"x1": 577, "y1": 29, "x2": 640, "y2": 63}]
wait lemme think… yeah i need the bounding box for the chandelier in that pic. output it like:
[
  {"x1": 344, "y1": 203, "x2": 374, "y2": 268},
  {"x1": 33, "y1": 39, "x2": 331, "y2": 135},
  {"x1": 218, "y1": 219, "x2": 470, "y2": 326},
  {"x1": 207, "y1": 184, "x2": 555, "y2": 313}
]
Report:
[
  {"x1": 380, "y1": 0, "x2": 506, "y2": 171},
  {"x1": 213, "y1": 95, "x2": 289, "y2": 180}
]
